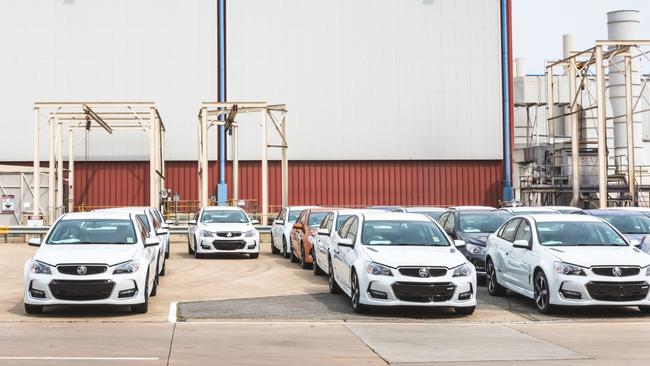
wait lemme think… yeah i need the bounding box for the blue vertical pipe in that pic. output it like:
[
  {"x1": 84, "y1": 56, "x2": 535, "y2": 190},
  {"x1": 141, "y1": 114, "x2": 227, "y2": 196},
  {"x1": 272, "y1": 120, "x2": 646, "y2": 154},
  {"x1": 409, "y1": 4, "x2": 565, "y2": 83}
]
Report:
[
  {"x1": 501, "y1": 0, "x2": 513, "y2": 202},
  {"x1": 217, "y1": 0, "x2": 227, "y2": 204}
]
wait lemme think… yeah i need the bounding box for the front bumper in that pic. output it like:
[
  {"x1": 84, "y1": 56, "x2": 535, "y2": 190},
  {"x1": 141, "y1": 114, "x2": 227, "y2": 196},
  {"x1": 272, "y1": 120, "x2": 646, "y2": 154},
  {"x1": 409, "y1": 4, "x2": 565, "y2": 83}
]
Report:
[
  {"x1": 358, "y1": 272, "x2": 477, "y2": 308},
  {"x1": 549, "y1": 274, "x2": 650, "y2": 306},
  {"x1": 198, "y1": 236, "x2": 259, "y2": 254},
  {"x1": 462, "y1": 249, "x2": 486, "y2": 276},
  {"x1": 24, "y1": 273, "x2": 145, "y2": 306}
]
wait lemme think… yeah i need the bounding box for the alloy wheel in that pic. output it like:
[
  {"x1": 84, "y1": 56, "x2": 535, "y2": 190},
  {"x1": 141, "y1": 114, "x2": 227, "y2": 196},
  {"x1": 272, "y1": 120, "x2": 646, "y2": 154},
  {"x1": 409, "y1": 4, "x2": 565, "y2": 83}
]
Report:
[
  {"x1": 487, "y1": 263, "x2": 495, "y2": 293},
  {"x1": 534, "y1": 273, "x2": 549, "y2": 311},
  {"x1": 351, "y1": 273, "x2": 360, "y2": 309}
]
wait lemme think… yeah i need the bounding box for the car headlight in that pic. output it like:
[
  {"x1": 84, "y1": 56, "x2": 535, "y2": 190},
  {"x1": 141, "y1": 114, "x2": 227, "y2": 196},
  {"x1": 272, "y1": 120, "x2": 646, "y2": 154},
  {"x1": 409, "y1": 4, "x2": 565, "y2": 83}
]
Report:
[
  {"x1": 465, "y1": 243, "x2": 486, "y2": 255},
  {"x1": 452, "y1": 263, "x2": 472, "y2": 277},
  {"x1": 553, "y1": 262, "x2": 586, "y2": 276},
  {"x1": 30, "y1": 260, "x2": 52, "y2": 275},
  {"x1": 645, "y1": 266, "x2": 650, "y2": 276},
  {"x1": 201, "y1": 231, "x2": 215, "y2": 238},
  {"x1": 113, "y1": 260, "x2": 140, "y2": 275},
  {"x1": 244, "y1": 229, "x2": 257, "y2": 238},
  {"x1": 364, "y1": 261, "x2": 393, "y2": 276}
]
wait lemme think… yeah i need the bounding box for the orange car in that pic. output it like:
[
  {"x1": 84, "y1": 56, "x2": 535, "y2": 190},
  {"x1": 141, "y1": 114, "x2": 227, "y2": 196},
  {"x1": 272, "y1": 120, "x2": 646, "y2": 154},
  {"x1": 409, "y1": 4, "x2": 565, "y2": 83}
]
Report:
[{"x1": 289, "y1": 208, "x2": 333, "y2": 269}]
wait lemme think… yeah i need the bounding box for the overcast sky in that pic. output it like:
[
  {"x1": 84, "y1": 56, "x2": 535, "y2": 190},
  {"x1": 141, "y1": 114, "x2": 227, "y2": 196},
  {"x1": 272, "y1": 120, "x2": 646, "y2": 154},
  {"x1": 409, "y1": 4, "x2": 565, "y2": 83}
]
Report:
[{"x1": 513, "y1": 0, "x2": 650, "y2": 75}]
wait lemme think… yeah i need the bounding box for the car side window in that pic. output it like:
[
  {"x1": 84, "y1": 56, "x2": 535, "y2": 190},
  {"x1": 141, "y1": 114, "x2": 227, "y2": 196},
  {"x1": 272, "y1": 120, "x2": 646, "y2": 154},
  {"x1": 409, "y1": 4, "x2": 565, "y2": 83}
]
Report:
[
  {"x1": 295, "y1": 211, "x2": 305, "y2": 225},
  {"x1": 346, "y1": 217, "x2": 359, "y2": 243},
  {"x1": 444, "y1": 214, "x2": 455, "y2": 233},
  {"x1": 338, "y1": 216, "x2": 354, "y2": 238},
  {"x1": 437, "y1": 213, "x2": 448, "y2": 227},
  {"x1": 514, "y1": 220, "x2": 532, "y2": 244},
  {"x1": 276, "y1": 209, "x2": 286, "y2": 222},
  {"x1": 500, "y1": 219, "x2": 521, "y2": 242},
  {"x1": 321, "y1": 213, "x2": 333, "y2": 231},
  {"x1": 135, "y1": 217, "x2": 148, "y2": 243}
]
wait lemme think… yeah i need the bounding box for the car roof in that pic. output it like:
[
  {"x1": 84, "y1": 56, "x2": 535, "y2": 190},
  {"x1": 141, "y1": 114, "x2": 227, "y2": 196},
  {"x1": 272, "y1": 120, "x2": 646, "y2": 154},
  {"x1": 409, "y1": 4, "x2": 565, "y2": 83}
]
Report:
[
  {"x1": 203, "y1": 206, "x2": 244, "y2": 211},
  {"x1": 605, "y1": 207, "x2": 650, "y2": 212},
  {"x1": 547, "y1": 206, "x2": 583, "y2": 211},
  {"x1": 501, "y1": 207, "x2": 558, "y2": 212},
  {"x1": 447, "y1": 206, "x2": 496, "y2": 211},
  {"x1": 361, "y1": 212, "x2": 433, "y2": 222},
  {"x1": 527, "y1": 214, "x2": 603, "y2": 223},
  {"x1": 404, "y1": 207, "x2": 446, "y2": 212},
  {"x1": 285, "y1": 206, "x2": 320, "y2": 210},
  {"x1": 587, "y1": 209, "x2": 646, "y2": 216},
  {"x1": 335, "y1": 209, "x2": 378, "y2": 215},
  {"x1": 95, "y1": 207, "x2": 150, "y2": 214},
  {"x1": 60, "y1": 211, "x2": 133, "y2": 220}
]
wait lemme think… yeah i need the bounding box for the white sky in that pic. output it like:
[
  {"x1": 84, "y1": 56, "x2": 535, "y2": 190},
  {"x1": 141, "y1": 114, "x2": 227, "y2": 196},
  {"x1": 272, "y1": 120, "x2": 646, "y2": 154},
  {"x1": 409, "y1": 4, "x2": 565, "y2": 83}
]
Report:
[{"x1": 513, "y1": 0, "x2": 650, "y2": 74}]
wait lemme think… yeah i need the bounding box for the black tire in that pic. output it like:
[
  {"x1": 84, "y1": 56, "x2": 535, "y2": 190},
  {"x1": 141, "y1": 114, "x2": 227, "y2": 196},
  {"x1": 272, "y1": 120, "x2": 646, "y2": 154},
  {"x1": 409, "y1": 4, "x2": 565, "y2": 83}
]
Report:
[
  {"x1": 24, "y1": 303, "x2": 43, "y2": 314},
  {"x1": 350, "y1": 271, "x2": 369, "y2": 313},
  {"x1": 151, "y1": 273, "x2": 158, "y2": 297},
  {"x1": 533, "y1": 271, "x2": 554, "y2": 314},
  {"x1": 486, "y1": 259, "x2": 507, "y2": 296},
  {"x1": 300, "y1": 244, "x2": 310, "y2": 269},
  {"x1": 271, "y1": 239, "x2": 280, "y2": 254},
  {"x1": 194, "y1": 248, "x2": 202, "y2": 259},
  {"x1": 160, "y1": 260, "x2": 166, "y2": 276},
  {"x1": 329, "y1": 257, "x2": 342, "y2": 294},
  {"x1": 165, "y1": 250, "x2": 170, "y2": 260},
  {"x1": 282, "y1": 237, "x2": 290, "y2": 259},
  {"x1": 639, "y1": 306, "x2": 650, "y2": 314},
  {"x1": 455, "y1": 306, "x2": 476, "y2": 315},
  {"x1": 132, "y1": 274, "x2": 150, "y2": 314},
  {"x1": 312, "y1": 249, "x2": 324, "y2": 276},
  {"x1": 250, "y1": 253, "x2": 260, "y2": 259},
  {"x1": 188, "y1": 235, "x2": 195, "y2": 255},
  {"x1": 290, "y1": 244, "x2": 299, "y2": 263}
]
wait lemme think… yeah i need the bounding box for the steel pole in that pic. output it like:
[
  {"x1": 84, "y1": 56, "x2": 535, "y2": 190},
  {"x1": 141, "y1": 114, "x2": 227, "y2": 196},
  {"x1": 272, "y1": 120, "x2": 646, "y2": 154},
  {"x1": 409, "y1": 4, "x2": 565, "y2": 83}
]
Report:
[
  {"x1": 201, "y1": 108, "x2": 209, "y2": 207},
  {"x1": 596, "y1": 46, "x2": 608, "y2": 208},
  {"x1": 68, "y1": 129, "x2": 74, "y2": 213},
  {"x1": 546, "y1": 71, "x2": 554, "y2": 145},
  {"x1": 149, "y1": 107, "x2": 157, "y2": 207},
  {"x1": 56, "y1": 121, "x2": 63, "y2": 216},
  {"x1": 625, "y1": 55, "x2": 636, "y2": 203},
  {"x1": 48, "y1": 116, "x2": 55, "y2": 224},
  {"x1": 569, "y1": 59, "x2": 580, "y2": 206},
  {"x1": 33, "y1": 107, "x2": 40, "y2": 219},
  {"x1": 280, "y1": 112, "x2": 288, "y2": 208},
  {"x1": 261, "y1": 110, "x2": 268, "y2": 225},
  {"x1": 232, "y1": 125, "x2": 239, "y2": 203}
]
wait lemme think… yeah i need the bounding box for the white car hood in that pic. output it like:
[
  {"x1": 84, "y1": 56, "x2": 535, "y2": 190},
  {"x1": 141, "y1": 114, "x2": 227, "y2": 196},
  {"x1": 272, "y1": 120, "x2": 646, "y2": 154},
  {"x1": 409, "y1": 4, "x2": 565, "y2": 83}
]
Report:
[
  {"x1": 34, "y1": 244, "x2": 139, "y2": 266},
  {"x1": 362, "y1": 245, "x2": 466, "y2": 269},
  {"x1": 200, "y1": 223, "x2": 254, "y2": 232},
  {"x1": 544, "y1": 246, "x2": 650, "y2": 267}
]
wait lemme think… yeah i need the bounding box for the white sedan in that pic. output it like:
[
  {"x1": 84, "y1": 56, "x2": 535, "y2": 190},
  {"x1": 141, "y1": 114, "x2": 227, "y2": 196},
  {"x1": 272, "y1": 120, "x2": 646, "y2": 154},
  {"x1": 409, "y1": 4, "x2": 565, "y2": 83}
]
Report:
[
  {"x1": 24, "y1": 212, "x2": 160, "y2": 314},
  {"x1": 485, "y1": 214, "x2": 650, "y2": 314},
  {"x1": 188, "y1": 206, "x2": 260, "y2": 258},
  {"x1": 328, "y1": 212, "x2": 477, "y2": 314}
]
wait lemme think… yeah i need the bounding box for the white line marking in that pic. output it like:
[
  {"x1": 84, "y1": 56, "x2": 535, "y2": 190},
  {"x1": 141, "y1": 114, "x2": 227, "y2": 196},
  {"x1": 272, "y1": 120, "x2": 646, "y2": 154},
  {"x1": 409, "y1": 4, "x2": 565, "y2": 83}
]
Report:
[
  {"x1": 0, "y1": 357, "x2": 159, "y2": 361},
  {"x1": 168, "y1": 301, "x2": 178, "y2": 323}
]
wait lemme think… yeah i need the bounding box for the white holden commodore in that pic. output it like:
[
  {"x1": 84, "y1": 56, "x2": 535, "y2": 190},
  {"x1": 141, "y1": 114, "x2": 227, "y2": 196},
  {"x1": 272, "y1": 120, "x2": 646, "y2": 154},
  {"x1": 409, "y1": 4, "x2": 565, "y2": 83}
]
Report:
[
  {"x1": 328, "y1": 212, "x2": 477, "y2": 314},
  {"x1": 485, "y1": 214, "x2": 650, "y2": 314},
  {"x1": 24, "y1": 211, "x2": 161, "y2": 314},
  {"x1": 188, "y1": 206, "x2": 260, "y2": 258}
]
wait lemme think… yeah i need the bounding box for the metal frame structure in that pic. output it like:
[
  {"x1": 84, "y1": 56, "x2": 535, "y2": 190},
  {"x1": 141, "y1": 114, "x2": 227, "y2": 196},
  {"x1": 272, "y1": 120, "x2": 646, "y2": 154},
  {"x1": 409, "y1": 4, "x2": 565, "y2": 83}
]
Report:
[
  {"x1": 542, "y1": 40, "x2": 650, "y2": 208},
  {"x1": 33, "y1": 102, "x2": 165, "y2": 224},
  {"x1": 197, "y1": 102, "x2": 288, "y2": 225}
]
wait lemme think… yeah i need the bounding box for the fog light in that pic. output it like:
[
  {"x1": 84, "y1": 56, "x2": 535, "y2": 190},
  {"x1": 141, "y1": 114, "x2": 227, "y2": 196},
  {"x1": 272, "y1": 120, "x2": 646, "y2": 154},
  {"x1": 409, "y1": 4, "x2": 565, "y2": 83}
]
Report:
[
  {"x1": 247, "y1": 241, "x2": 257, "y2": 249},
  {"x1": 458, "y1": 291, "x2": 472, "y2": 301},
  {"x1": 368, "y1": 289, "x2": 388, "y2": 300},
  {"x1": 560, "y1": 289, "x2": 582, "y2": 300},
  {"x1": 118, "y1": 288, "x2": 137, "y2": 298},
  {"x1": 201, "y1": 244, "x2": 211, "y2": 250},
  {"x1": 29, "y1": 288, "x2": 46, "y2": 299}
]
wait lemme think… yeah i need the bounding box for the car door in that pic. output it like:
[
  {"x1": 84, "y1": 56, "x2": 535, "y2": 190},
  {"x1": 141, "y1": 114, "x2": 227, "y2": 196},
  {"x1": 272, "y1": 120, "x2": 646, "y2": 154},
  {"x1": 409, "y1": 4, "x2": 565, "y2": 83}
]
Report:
[
  {"x1": 507, "y1": 219, "x2": 536, "y2": 293},
  {"x1": 136, "y1": 217, "x2": 157, "y2": 285},
  {"x1": 149, "y1": 210, "x2": 165, "y2": 268},
  {"x1": 332, "y1": 217, "x2": 353, "y2": 286},
  {"x1": 316, "y1": 213, "x2": 334, "y2": 271},
  {"x1": 272, "y1": 209, "x2": 286, "y2": 249},
  {"x1": 291, "y1": 211, "x2": 306, "y2": 255},
  {"x1": 338, "y1": 217, "x2": 359, "y2": 292},
  {"x1": 497, "y1": 218, "x2": 521, "y2": 286},
  {"x1": 188, "y1": 210, "x2": 201, "y2": 250}
]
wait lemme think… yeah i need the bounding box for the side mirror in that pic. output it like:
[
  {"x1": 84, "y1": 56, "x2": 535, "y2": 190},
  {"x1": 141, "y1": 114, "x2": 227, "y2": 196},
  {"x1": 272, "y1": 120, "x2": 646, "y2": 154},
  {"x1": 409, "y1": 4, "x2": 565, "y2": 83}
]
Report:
[
  {"x1": 188, "y1": 219, "x2": 197, "y2": 225},
  {"x1": 145, "y1": 238, "x2": 160, "y2": 247},
  {"x1": 274, "y1": 219, "x2": 284, "y2": 225},
  {"x1": 318, "y1": 228, "x2": 330, "y2": 236},
  {"x1": 251, "y1": 219, "x2": 260, "y2": 225},
  {"x1": 156, "y1": 229, "x2": 169, "y2": 236},
  {"x1": 338, "y1": 238, "x2": 354, "y2": 248},
  {"x1": 454, "y1": 240, "x2": 466, "y2": 248},
  {"x1": 28, "y1": 238, "x2": 41, "y2": 247},
  {"x1": 513, "y1": 239, "x2": 530, "y2": 249}
]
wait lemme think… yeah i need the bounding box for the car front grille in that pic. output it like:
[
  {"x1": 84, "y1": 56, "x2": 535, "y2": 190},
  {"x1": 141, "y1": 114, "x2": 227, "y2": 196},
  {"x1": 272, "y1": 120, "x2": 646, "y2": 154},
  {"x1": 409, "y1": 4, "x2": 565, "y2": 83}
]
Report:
[
  {"x1": 586, "y1": 281, "x2": 649, "y2": 302},
  {"x1": 391, "y1": 282, "x2": 456, "y2": 303},
  {"x1": 216, "y1": 232, "x2": 242, "y2": 238},
  {"x1": 49, "y1": 280, "x2": 115, "y2": 301},
  {"x1": 398, "y1": 267, "x2": 447, "y2": 278},
  {"x1": 591, "y1": 267, "x2": 640, "y2": 277},
  {"x1": 57, "y1": 265, "x2": 108, "y2": 276},
  {"x1": 212, "y1": 240, "x2": 246, "y2": 250}
]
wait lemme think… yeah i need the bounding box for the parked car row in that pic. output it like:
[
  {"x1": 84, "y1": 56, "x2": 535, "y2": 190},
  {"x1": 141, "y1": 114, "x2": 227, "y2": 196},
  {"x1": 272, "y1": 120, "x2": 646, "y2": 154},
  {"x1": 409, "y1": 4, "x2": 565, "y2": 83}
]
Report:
[
  {"x1": 273, "y1": 204, "x2": 650, "y2": 315},
  {"x1": 24, "y1": 206, "x2": 168, "y2": 314}
]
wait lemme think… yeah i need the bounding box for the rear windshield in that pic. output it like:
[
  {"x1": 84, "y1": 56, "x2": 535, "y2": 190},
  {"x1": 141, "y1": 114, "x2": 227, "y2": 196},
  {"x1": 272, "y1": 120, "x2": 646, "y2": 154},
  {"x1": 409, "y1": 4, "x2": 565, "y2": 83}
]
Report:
[{"x1": 47, "y1": 219, "x2": 137, "y2": 245}]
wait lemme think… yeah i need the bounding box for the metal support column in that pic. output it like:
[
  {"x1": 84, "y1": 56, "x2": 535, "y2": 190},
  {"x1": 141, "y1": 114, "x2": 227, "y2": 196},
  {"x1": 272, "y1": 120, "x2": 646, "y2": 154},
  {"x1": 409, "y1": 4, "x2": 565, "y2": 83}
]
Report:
[
  {"x1": 569, "y1": 59, "x2": 580, "y2": 206},
  {"x1": 280, "y1": 112, "x2": 288, "y2": 208},
  {"x1": 56, "y1": 121, "x2": 64, "y2": 216},
  {"x1": 68, "y1": 129, "x2": 74, "y2": 213},
  {"x1": 261, "y1": 110, "x2": 268, "y2": 225},
  {"x1": 546, "y1": 71, "x2": 555, "y2": 145},
  {"x1": 232, "y1": 125, "x2": 239, "y2": 203},
  {"x1": 33, "y1": 107, "x2": 40, "y2": 219},
  {"x1": 625, "y1": 55, "x2": 636, "y2": 203},
  {"x1": 47, "y1": 116, "x2": 56, "y2": 224},
  {"x1": 149, "y1": 107, "x2": 157, "y2": 207},
  {"x1": 200, "y1": 108, "x2": 209, "y2": 207},
  {"x1": 595, "y1": 45, "x2": 608, "y2": 208}
]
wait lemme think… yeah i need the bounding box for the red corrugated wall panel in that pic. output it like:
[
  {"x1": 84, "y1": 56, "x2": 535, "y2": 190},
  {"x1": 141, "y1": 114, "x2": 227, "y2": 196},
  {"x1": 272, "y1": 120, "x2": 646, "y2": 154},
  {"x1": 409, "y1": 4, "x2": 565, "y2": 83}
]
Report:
[{"x1": 6, "y1": 160, "x2": 503, "y2": 210}]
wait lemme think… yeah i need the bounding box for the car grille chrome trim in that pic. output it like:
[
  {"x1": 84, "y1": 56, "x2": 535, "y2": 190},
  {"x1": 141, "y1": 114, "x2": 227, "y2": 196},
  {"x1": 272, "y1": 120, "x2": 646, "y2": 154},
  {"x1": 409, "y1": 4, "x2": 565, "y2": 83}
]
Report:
[
  {"x1": 398, "y1": 267, "x2": 448, "y2": 278},
  {"x1": 216, "y1": 232, "x2": 242, "y2": 238},
  {"x1": 56, "y1": 264, "x2": 108, "y2": 276},
  {"x1": 591, "y1": 266, "x2": 640, "y2": 277}
]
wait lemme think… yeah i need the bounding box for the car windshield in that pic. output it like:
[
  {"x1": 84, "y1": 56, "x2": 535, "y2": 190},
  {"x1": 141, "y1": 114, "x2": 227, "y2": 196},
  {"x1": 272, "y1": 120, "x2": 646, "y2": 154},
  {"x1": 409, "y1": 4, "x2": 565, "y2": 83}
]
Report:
[
  {"x1": 287, "y1": 210, "x2": 303, "y2": 223},
  {"x1": 336, "y1": 214, "x2": 352, "y2": 230},
  {"x1": 459, "y1": 211, "x2": 511, "y2": 233},
  {"x1": 200, "y1": 210, "x2": 248, "y2": 224},
  {"x1": 361, "y1": 220, "x2": 449, "y2": 246},
  {"x1": 593, "y1": 213, "x2": 650, "y2": 234},
  {"x1": 308, "y1": 212, "x2": 328, "y2": 227},
  {"x1": 47, "y1": 219, "x2": 137, "y2": 245},
  {"x1": 536, "y1": 221, "x2": 627, "y2": 246}
]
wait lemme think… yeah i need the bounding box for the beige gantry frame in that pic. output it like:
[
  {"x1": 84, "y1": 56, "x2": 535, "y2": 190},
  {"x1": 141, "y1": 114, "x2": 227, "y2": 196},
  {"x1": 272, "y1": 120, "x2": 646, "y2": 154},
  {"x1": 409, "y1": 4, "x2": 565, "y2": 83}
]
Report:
[
  {"x1": 33, "y1": 102, "x2": 166, "y2": 224},
  {"x1": 545, "y1": 40, "x2": 650, "y2": 208},
  {"x1": 197, "y1": 102, "x2": 288, "y2": 225}
]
